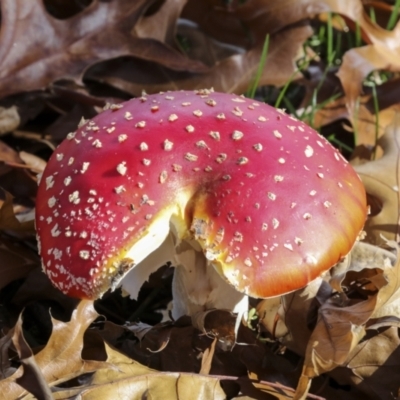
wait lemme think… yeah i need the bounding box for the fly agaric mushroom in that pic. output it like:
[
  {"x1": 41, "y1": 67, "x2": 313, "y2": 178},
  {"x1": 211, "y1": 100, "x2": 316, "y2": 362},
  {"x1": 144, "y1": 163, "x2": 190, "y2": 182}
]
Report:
[{"x1": 35, "y1": 90, "x2": 367, "y2": 318}]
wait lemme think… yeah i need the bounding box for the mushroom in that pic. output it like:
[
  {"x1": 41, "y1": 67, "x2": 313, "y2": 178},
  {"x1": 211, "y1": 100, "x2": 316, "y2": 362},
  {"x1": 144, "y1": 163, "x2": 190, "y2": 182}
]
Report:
[{"x1": 35, "y1": 89, "x2": 367, "y2": 319}]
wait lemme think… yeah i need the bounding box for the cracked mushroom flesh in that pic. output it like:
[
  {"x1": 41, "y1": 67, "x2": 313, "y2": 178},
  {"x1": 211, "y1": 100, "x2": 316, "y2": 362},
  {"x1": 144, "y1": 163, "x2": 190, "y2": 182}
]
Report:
[{"x1": 35, "y1": 89, "x2": 367, "y2": 300}]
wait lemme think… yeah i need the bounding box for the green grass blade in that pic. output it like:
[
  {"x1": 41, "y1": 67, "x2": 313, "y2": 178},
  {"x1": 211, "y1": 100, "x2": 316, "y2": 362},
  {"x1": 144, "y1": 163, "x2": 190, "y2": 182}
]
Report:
[
  {"x1": 246, "y1": 34, "x2": 270, "y2": 98},
  {"x1": 387, "y1": 0, "x2": 400, "y2": 30}
]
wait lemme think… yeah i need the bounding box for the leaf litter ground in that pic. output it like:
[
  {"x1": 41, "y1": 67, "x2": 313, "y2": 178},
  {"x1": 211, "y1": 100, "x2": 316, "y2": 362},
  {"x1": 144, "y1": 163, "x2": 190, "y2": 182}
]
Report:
[{"x1": 2, "y1": 0, "x2": 400, "y2": 399}]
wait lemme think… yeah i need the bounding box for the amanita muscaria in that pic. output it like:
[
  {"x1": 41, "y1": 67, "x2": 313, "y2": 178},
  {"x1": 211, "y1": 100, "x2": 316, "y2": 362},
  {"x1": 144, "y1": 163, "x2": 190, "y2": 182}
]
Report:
[{"x1": 35, "y1": 89, "x2": 367, "y2": 318}]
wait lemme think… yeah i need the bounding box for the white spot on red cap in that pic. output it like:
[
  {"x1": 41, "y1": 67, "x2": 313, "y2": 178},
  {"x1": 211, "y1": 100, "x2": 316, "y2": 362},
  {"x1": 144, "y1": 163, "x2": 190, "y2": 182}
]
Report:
[
  {"x1": 172, "y1": 164, "x2": 182, "y2": 172},
  {"x1": 232, "y1": 130, "x2": 244, "y2": 140},
  {"x1": 64, "y1": 176, "x2": 72, "y2": 186},
  {"x1": 237, "y1": 157, "x2": 248, "y2": 165},
  {"x1": 117, "y1": 162, "x2": 127, "y2": 176},
  {"x1": 163, "y1": 140, "x2": 173, "y2": 151},
  {"x1": 186, "y1": 125, "x2": 195, "y2": 133},
  {"x1": 135, "y1": 121, "x2": 146, "y2": 128},
  {"x1": 140, "y1": 142, "x2": 149, "y2": 151},
  {"x1": 294, "y1": 237, "x2": 303, "y2": 245},
  {"x1": 51, "y1": 224, "x2": 61, "y2": 237},
  {"x1": 185, "y1": 153, "x2": 198, "y2": 162},
  {"x1": 79, "y1": 250, "x2": 90, "y2": 260},
  {"x1": 232, "y1": 107, "x2": 243, "y2": 117},
  {"x1": 159, "y1": 171, "x2": 168, "y2": 183},
  {"x1": 69, "y1": 191, "x2": 80, "y2": 204},
  {"x1": 196, "y1": 140, "x2": 209, "y2": 149},
  {"x1": 216, "y1": 153, "x2": 227, "y2": 163},
  {"x1": 81, "y1": 162, "x2": 90, "y2": 174},
  {"x1": 92, "y1": 139, "x2": 102, "y2": 148},
  {"x1": 209, "y1": 131, "x2": 220, "y2": 140},
  {"x1": 114, "y1": 185, "x2": 126, "y2": 194},
  {"x1": 244, "y1": 258, "x2": 252, "y2": 267},
  {"x1": 46, "y1": 175, "x2": 54, "y2": 190},
  {"x1": 48, "y1": 197, "x2": 56, "y2": 208},
  {"x1": 118, "y1": 134, "x2": 128, "y2": 142},
  {"x1": 305, "y1": 145, "x2": 314, "y2": 157},
  {"x1": 273, "y1": 130, "x2": 282, "y2": 139}
]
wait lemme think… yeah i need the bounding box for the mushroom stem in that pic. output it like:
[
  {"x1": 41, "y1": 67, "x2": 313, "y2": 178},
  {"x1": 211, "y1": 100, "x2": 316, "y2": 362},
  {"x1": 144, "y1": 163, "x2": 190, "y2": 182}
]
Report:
[
  {"x1": 120, "y1": 228, "x2": 248, "y2": 319},
  {"x1": 172, "y1": 239, "x2": 248, "y2": 319}
]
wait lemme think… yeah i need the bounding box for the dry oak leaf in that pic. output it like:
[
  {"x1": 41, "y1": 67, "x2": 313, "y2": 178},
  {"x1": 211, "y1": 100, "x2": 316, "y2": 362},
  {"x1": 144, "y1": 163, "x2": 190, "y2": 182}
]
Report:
[
  {"x1": 182, "y1": 0, "x2": 377, "y2": 49},
  {"x1": 87, "y1": 23, "x2": 312, "y2": 96},
  {"x1": 188, "y1": 0, "x2": 400, "y2": 115},
  {"x1": 0, "y1": 191, "x2": 35, "y2": 232},
  {"x1": 329, "y1": 326, "x2": 400, "y2": 400},
  {"x1": 0, "y1": 300, "x2": 107, "y2": 400},
  {"x1": 296, "y1": 240, "x2": 400, "y2": 398},
  {"x1": 0, "y1": 235, "x2": 38, "y2": 291},
  {"x1": 133, "y1": 0, "x2": 187, "y2": 46},
  {"x1": 50, "y1": 342, "x2": 226, "y2": 400},
  {"x1": 354, "y1": 114, "x2": 400, "y2": 245},
  {"x1": 312, "y1": 78, "x2": 400, "y2": 146},
  {"x1": 11, "y1": 313, "x2": 53, "y2": 400},
  {"x1": 0, "y1": 0, "x2": 206, "y2": 99}
]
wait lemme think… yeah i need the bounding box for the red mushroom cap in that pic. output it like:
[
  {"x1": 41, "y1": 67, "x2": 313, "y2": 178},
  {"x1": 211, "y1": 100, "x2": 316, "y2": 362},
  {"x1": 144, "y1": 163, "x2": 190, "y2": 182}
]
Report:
[{"x1": 35, "y1": 90, "x2": 367, "y2": 299}]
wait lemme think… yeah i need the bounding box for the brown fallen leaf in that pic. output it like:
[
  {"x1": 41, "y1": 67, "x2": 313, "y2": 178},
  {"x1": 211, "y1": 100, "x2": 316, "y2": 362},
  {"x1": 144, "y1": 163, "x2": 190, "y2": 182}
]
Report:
[
  {"x1": 17, "y1": 152, "x2": 47, "y2": 174},
  {"x1": 87, "y1": 23, "x2": 312, "y2": 96},
  {"x1": 295, "y1": 240, "x2": 400, "y2": 398},
  {"x1": 354, "y1": 114, "x2": 400, "y2": 245},
  {"x1": 329, "y1": 242, "x2": 396, "y2": 293},
  {"x1": 0, "y1": 191, "x2": 35, "y2": 232},
  {"x1": 133, "y1": 0, "x2": 187, "y2": 46},
  {"x1": 50, "y1": 342, "x2": 226, "y2": 400},
  {"x1": 312, "y1": 78, "x2": 400, "y2": 147},
  {"x1": 338, "y1": 42, "x2": 400, "y2": 113},
  {"x1": 12, "y1": 314, "x2": 52, "y2": 400},
  {"x1": 0, "y1": 235, "x2": 38, "y2": 292},
  {"x1": 0, "y1": 107, "x2": 20, "y2": 135},
  {"x1": 0, "y1": 300, "x2": 107, "y2": 399},
  {"x1": 0, "y1": 0, "x2": 206, "y2": 99},
  {"x1": 200, "y1": 337, "x2": 218, "y2": 375},
  {"x1": 329, "y1": 326, "x2": 400, "y2": 400},
  {"x1": 186, "y1": 0, "x2": 400, "y2": 126}
]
